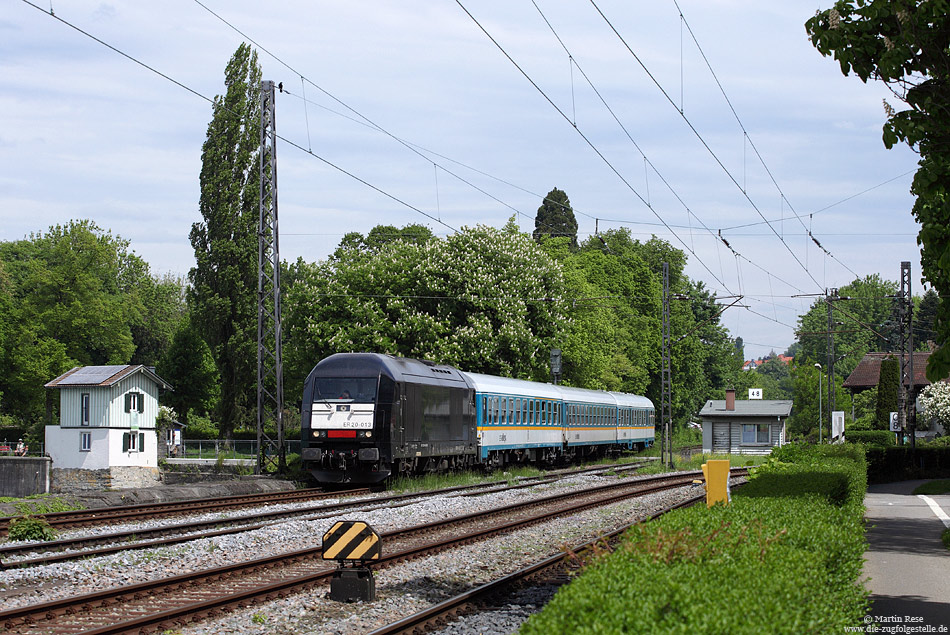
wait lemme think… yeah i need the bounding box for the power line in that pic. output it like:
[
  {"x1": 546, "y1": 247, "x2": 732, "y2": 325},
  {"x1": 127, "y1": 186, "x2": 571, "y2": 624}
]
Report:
[
  {"x1": 18, "y1": 0, "x2": 459, "y2": 236},
  {"x1": 454, "y1": 0, "x2": 736, "y2": 299},
  {"x1": 588, "y1": 0, "x2": 832, "y2": 290}
]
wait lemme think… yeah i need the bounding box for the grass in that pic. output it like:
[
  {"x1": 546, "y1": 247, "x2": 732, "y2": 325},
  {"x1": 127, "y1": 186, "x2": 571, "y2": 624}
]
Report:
[
  {"x1": 943, "y1": 528, "x2": 950, "y2": 551},
  {"x1": 636, "y1": 452, "x2": 770, "y2": 475},
  {"x1": 0, "y1": 494, "x2": 85, "y2": 517},
  {"x1": 913, "y1": 479, "x2": 950, "y2": 496},
  {"x1": 388, "y1": 465, "x2": 544, "y2": 493}
]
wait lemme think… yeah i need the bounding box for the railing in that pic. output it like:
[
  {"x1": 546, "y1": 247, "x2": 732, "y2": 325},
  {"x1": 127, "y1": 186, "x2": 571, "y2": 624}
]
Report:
[{"x1": 172, "y1": 439, "x2": 301, "y2": 459}]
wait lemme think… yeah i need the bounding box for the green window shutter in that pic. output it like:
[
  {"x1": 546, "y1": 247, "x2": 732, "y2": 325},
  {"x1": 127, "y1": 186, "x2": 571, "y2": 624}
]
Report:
[
  {"x1": 122, "y1": 433, "x2": 130, "y2": 452},
  {"x1": 137, "y1": 393, "x2": 145, "y2": 413},
  {"x1": 138, "y1": 433, "x2": 145, "y2": 452},
  {"x1": 124, "y1": 393, "x2": 132, "y2": 413}
]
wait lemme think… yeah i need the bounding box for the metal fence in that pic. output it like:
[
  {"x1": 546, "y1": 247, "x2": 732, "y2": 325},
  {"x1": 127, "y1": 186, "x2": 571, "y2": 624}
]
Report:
[{"x1": 174, "y1": 439, "x2": 301, "y2": 459}]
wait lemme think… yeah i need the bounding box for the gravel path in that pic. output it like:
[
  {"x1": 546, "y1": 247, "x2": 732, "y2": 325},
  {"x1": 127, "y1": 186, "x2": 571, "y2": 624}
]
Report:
[{"x1": 0, "y1": 471, "x2": 717, "y2": 634}]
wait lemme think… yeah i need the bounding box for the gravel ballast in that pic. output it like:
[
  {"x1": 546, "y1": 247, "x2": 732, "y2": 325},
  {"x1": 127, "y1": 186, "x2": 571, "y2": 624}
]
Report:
[{"x1": 1, "y1": 471, "x2": 718, "y2": 634}]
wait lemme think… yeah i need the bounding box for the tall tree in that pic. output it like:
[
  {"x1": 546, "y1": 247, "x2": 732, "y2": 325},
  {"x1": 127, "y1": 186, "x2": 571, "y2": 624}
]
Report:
[
  {"x1": 283, "y1": 224, "x2": 568, "y2": 399},
  {"x1": 156, "y1": 318, "x2": 219, "y2": 424},
  {"x1": 794, "y1": 275, "x2": 898, "y2": 381},
  {"x1": 188, "y1": 43, "x2": 262, "y2": 438},
  {"x1": 533, "y1": 187, "x2": 579, "y2": 248},
  {"x1": 806, "y1": 2, "x2": 950, "y2": 380},
  {"x1": 876, "y1": 356, "x2": 899, "y2": 430},
  {"x1": 0, "y1": 221, "x2": 158, "y2": 423}
]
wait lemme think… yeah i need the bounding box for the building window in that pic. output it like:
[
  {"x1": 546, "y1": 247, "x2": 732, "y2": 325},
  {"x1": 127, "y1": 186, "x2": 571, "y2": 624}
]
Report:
[
  {"x1": 80, "y1": 393, "x2": 90, "y2": 426},
  {"x1": 123, "y1": 432, "x2": 145, "y2": 452},
  {"x1": 124, "y1": 392, "x2": 144, "y2": 413},
  {"x1": 80, "y1": 432, "x2": 91, "y2": 451},
  {"x1": 741, "y1": 424, "x2": 770, "y2": 444}
]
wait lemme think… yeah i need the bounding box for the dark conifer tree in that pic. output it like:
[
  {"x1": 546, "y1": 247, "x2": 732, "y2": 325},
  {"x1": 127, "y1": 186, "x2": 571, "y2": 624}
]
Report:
[{"x1": 533, "y1": 187, "x2": 578, "y2": 249}]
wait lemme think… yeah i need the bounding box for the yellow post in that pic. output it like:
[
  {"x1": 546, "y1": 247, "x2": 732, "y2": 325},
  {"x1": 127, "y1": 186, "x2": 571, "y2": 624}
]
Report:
[{"x1": 704, "y1": 459, "x2": 730, "y2": 507}]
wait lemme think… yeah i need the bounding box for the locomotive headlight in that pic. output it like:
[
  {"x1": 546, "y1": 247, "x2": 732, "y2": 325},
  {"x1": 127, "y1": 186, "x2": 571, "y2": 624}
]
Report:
[
  {"x1": 312, "y1": 430, "x2": 321, "y2": 438},
  {"x1": 365, "y1": 431, "x2": 372, "y2": 438}
]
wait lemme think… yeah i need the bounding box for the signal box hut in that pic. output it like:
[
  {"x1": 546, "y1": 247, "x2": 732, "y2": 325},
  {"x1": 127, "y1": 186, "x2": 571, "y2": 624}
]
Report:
[
  {"x1": 699, "y1": 389, "x2": 792, "y2": 455},
  {"x1": 44, "y1": 365, "x2": 173, "y2": 491}
]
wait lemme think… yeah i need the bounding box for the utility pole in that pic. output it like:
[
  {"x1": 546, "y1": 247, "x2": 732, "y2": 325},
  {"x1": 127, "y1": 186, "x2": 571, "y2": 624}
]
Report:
[
  {"x1": 825, "y1": 288, "x2": 837, "y2": 442},
  {"x1": 661, "y1": 262, "x2": 673, "y2": 469},
  {"x1": 257, "y1": 80, "x2": 285, "y2": 474},
  {"x1": 898, "y1": 261, "x2": 915, "y2": 449}
]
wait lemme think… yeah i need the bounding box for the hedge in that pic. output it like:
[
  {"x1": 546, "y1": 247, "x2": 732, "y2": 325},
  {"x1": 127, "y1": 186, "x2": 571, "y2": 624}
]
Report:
[
  {"x1": 846, "y1": 429, "x2": 894, "y2": 447},
  {"x1": 865, "y1": 446, "x2": 950, "y2": 483},
  {"x1": 520, "y1": 444, "x2": 869, "y2": 634}
]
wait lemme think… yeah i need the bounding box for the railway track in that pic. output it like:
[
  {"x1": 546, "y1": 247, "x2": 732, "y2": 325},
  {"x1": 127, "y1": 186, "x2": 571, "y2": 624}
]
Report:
[
  {"x1": 368, "y1": 494, "x2": 706, "y2": 635},
  {"x1": 1, "y1": 462, "x2": 647, "y2": 569},
  {"x1": 0, "y1": 469, "x2": 721, "y2": 634},
  {"x1": 0, "y1": 487, "x2": 367, "y2": 536}
]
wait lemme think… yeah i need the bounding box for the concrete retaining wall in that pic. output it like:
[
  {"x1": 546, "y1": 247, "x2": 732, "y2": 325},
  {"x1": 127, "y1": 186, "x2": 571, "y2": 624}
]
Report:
[{"x1": 0, "y1": 456, "x2": 51, "y2": 497}]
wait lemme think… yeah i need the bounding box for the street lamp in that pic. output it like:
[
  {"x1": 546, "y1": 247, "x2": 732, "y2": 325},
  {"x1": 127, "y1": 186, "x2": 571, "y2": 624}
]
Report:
[{"x1": 814, "y1": 363, "x2": 822, "y2": 444}]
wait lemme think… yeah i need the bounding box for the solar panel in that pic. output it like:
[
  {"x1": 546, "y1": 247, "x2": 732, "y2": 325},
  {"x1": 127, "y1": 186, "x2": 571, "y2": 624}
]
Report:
[{"x1": 57, "y1": 365, "x2": 129, "y2": 385}]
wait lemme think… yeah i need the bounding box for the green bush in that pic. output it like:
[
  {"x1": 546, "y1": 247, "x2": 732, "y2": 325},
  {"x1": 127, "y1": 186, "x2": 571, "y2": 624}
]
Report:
[
  {"x1": 7, "y1": 515, "x2": 58, "y2": 542},
  {"x1": 521, "y1": 444, "x2": 869, "y2": 634},
  {"x1": 846, "y1": 430, "x2": 894, "y2": 446}
]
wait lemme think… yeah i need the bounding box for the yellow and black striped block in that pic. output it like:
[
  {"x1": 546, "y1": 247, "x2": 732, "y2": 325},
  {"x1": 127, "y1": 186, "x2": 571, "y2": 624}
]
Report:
[{"x1": 322, "y1": 521, "x2": 381, "y2": 561}]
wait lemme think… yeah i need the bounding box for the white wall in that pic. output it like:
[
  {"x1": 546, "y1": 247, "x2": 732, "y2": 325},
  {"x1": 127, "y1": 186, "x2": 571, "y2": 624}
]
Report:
[{"x1": 45, "y1": 426, "x2": 157, "y2": 469}]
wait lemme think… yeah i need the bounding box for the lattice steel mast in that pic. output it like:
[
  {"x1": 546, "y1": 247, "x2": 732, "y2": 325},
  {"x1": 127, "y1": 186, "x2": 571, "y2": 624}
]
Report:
[
  {"x1": 898, "y1": 261, "x2": 915, "y2": 449},
  {"x1": 661, "y1": 262, "x2": 673, "y2": 469},
  {"x1": 257, "y1": 79, "x2": 285, "y2": 474}
]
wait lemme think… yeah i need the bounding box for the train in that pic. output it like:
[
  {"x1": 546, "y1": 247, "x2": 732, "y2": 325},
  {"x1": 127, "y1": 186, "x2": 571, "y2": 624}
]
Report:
[{"x1": 300, "y1": 353, "x2": 655, "y2": 484}]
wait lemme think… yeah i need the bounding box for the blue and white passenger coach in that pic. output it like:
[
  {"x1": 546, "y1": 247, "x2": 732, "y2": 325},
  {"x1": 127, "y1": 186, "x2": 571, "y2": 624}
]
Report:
[{"x1": 301, "y1": 353, "x2": 654, "y2": 485}]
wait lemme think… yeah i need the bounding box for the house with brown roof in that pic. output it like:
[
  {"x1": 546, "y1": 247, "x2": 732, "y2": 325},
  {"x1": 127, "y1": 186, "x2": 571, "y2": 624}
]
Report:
[
  {"x1": 842, "y1": 352, "x2": 931, "y2": 395},
  {"x1": 44, "y1": 365, "x2": 173, "y2": 491}
]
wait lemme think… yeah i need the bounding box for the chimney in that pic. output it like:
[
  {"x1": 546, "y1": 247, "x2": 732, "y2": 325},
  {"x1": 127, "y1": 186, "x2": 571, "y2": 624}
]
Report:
[{"x1": 725, "y1": 388, "x2": 735, "y2": 411}]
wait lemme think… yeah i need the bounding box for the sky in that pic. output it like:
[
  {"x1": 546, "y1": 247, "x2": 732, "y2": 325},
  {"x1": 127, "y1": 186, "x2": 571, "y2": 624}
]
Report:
[{"x1": 1, "y1": 1, "x2": 923, "y2": 362}]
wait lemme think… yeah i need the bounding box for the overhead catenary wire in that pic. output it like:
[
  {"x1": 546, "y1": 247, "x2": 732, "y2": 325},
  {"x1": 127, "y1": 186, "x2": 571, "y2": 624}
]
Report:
[
  {"x1": 201, "y1": 0, "x2": 891, "y2": 328},
  {"x1": 18, "y1": 0, "x2": 459, "y2": 237},
  {"x1": 20, "y1": 0, "x2": 853, "y2": 344},
  {"x1": 455, "y1": 0, "x2": 743, "y2": 306},
  {"x1": 524, "y1": 0, "x2": 818, "y2": 329},
  {"x1": 588, "y1": 0, "x2": 830, "y2": 290}
]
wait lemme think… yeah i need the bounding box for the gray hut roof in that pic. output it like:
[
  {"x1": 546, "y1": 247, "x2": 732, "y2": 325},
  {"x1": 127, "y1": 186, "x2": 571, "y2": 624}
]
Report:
[
  {"x1": 45, "y1": 365, "x2": 173, "y2": 391},
  {"x1": 699, "y1": 400, "x2": 793, "y2": 419}
]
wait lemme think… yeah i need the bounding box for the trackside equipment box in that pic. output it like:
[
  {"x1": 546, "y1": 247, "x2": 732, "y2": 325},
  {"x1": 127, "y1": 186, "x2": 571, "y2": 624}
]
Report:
[
  {"x1": 323, "y1": 520, "x2": 381, "y2": 602},
  {"x1": 701, "y1": 460, "x2": 731, "y2": 507}
]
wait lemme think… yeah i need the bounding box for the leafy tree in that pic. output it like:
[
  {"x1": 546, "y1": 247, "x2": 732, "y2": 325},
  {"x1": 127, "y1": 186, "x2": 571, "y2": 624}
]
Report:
[
  {"x1": 188, "y1": 43, "x2": 261, "y2": 438},
  {"x1": 918, "y1": 381, "x2": 950, "y2": 431},
  {"x1": 850, "y1": 389, "x2": 877, "y2": 430},
  {"x1": 553, "y1": 230, "x2": 658, "y2": 393},
  {"x1": 533, "y1": 187, "x2": 578, "y2": 248},
  {"x1": 156, "y1": 319, "x2": 219, "y2": 424},
  {"x1": 916, "y1": 288, "x2": 939, "y2": 347},
  {"x1": 0, "y1": 221, "x2": 163, "y2": 423},
  {"x1": 283, "y1": 224, "x2": 568, "y2": 400},
  {"x1": 805, "y1": 2, "x2": 950, "y2": 380},
  {"x1": 876, "y1": 356, "x2": 899, "y2": 430},
  {"x1": 795, "y1": 275, "x2": 898, "y2": 382},
  {"x1": 130, "y1": 273, "x2": 188, "y2": 366},
  {"x1": 788, "y1": 360, "x2": 851, "y2": 440}
]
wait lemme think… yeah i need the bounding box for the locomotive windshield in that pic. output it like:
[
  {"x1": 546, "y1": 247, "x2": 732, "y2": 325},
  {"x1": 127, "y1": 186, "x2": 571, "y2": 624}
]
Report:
[{"x1": 312, "y1": 377, "x2": 378, "y2": 402}]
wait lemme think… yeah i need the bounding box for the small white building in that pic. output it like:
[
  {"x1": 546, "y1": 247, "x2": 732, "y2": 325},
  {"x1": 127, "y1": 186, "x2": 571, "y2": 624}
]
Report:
[
  {"x1": 45, "y1": 365, "x2": 173, "y2": 490},
  {"x1": 700, "y1": 389, "x2": 792, "y2": 455}
]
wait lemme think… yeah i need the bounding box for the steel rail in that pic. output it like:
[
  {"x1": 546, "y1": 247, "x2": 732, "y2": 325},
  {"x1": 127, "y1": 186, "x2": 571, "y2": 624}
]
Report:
[
  {"x1": 1, "y1": 469, "x2": 716, "y2": 633},
  {"x1": 1, "y1": 462, "x2": 647, "y2": 567},
  {"x1": 367, "y1": 493, "x2": 709, "y2": 635}
]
